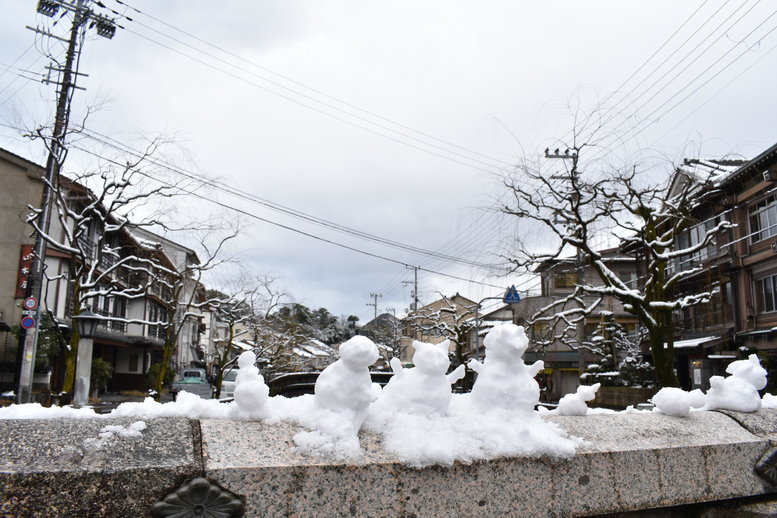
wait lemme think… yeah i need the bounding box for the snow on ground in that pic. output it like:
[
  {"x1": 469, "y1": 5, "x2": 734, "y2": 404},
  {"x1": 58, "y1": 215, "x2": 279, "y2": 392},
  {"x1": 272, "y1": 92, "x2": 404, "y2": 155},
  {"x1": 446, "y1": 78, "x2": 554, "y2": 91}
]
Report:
[{"x1": 0, "y1": 327, "x2": 775, "y2": 467}]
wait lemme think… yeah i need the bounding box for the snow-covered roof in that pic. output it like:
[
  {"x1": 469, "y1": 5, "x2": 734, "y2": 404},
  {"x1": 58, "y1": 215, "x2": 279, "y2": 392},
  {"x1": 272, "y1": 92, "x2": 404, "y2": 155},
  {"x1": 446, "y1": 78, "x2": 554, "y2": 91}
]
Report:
[
  {"x1": 294, "y1": 340, "x2": 337, "y2": 358},
  {"x1": 667, "y1": 336, "x2": 720, "y2": 349},
  {"x1": 676, "y1": 158, "x2": 745, "y2": 185}
]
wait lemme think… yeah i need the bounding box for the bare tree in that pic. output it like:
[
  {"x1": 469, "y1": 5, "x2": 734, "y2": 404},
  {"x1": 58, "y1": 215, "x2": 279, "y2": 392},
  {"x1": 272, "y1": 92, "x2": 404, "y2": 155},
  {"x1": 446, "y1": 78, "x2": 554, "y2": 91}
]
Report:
[
  {"x1": 27, "y1": 140, "x2": 182, "y2": 395},
  {"x1": 503, "y1": 144, "x2": 732, "y2": 387},
  {"x1": 203, "y1": 290, "x2": 249, "y2": 398},
  {"x1": 150, "y1": 226, "x2": 239, "y2": 399}
]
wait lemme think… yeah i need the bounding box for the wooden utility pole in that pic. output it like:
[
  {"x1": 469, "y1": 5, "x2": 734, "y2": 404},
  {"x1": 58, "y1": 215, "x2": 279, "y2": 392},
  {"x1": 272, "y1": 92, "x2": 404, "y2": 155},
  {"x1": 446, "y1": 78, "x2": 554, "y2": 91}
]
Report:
[{"x1": 17, "y1": 0, "x2": 116, "y2": 403}]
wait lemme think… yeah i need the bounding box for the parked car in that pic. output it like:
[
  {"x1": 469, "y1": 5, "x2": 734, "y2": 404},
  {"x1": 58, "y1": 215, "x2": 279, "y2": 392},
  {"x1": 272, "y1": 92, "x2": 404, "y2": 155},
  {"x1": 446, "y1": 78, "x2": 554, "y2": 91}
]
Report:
[
  {"x1": 171, "y1": 368, "x2": 212, "y2": 400},
  {"x1": 219, "y1": 368, "x2": 238, "y2": 399}
]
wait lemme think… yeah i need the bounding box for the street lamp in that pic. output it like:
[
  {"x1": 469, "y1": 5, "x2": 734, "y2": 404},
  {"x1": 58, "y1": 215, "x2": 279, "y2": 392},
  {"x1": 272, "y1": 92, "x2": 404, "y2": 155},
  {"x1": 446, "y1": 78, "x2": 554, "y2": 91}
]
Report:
[{"x1": 71, "y1": 309, "x2": 100, "y2": 407}]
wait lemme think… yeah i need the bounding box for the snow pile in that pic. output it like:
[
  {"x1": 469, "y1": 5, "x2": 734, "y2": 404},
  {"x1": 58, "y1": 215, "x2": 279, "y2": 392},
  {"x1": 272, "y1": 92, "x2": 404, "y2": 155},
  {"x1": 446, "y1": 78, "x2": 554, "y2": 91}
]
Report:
[
  {"x1": 650, "y1": 388, "x2": 706, "y2": 417},
  {"x1": 111, "y1": 391, "x2": 231, "y2": 419},
  {"x1": 0, "y1": 403, "x2": 102, "y2": 419},
  {"x1": 100, "y1": 420, "x2": 147, "y2": 439},
  {"x1": 763, "y1": 393, "x2": 777, "y2": 409},
  {"x1": 554, "y1": 383, "x2": 601, "y2": 416},
  {"x1": 229, "y1": 351, "x2": 273, "y2": 421},
  {"x1": 84, "y1": 421, "x2": 147, "y2": 451}
]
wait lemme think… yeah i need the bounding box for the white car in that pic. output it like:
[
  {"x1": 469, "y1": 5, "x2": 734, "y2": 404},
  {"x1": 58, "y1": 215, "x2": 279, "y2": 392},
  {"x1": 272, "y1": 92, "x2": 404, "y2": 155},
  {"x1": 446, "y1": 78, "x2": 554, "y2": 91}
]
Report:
[{"x1": 220, "y1": 369, "x2": 238, "y2": 399}]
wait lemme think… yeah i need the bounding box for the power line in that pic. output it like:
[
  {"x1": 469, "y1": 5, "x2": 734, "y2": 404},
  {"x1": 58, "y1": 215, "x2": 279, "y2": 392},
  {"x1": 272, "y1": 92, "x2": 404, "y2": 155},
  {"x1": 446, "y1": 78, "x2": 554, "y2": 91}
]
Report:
[
  {"x1": 67, "y1": 141, "x2": 511, "y2": 291},
  {"x1": 572, "y1": 0, "x2": 717, "y2": 141},
  {"x1": 78, "y1": 128, "x2": 510, "y2": 272},
  {"x1": 103, "y1": 16, "x2": 511, "y2": 177},
  {"x1": 109, "y1": 0, "x2": 516, "y2": 171},
  {"x1": 588, "y1": 11, "x2": 777, "y2": 163}
]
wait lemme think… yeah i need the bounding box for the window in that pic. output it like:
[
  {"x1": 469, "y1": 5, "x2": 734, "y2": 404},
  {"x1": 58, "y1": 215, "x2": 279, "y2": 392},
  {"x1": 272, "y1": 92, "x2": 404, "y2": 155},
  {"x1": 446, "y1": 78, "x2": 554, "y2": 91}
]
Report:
[
  {"x1": 190, "y1": 319, "x2": 201, "y2": 345},
  {"x1": 675, "y1": 218, "x2": 719, "y2": 268},
  {"x1": 128, "y1": 354, "x2": 139, "y2": 372},
  {"x1": 750, "y1": 195, "x2": 777, "y2": 243},
  {"x1": 619, "y1": 272, "x2": 637, "y2": 289},
  {"x1": 148, "y1": 302, "x2": 168, "y2": 339},
  {"x1": 532, "y1": 322, "x2": 550, "y2": 342},
  {"x1": 110, "y1": 297, "x2": 127, "y2": 333},
  {"x1": 757, "y1": 274, "x2": 777, "y2": 313},
  {"x1": 553, "y1": 271, "x2": 577, "y2": 289}
]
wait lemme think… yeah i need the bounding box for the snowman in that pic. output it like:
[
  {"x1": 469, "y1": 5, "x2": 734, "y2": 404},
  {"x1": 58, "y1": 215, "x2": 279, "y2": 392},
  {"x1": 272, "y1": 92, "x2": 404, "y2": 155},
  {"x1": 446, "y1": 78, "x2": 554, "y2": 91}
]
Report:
[
  {"x1": 468, "y1": 323, "x2": 544, "y2": 413},
  {"x1": 229, "y1": 351, "x2": 272, "y2": 421},
  {"x1": 381, "y1": 339, "x2": 466, "y2": 415},
  {"x1": 314, "y1": 335, "x2": 380, "y2": 429}
]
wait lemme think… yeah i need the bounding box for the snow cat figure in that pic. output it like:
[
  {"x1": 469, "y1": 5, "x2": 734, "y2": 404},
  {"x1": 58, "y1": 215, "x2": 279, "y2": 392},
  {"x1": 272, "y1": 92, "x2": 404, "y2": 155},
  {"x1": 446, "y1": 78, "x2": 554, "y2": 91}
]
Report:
[{"x1": 382, "y1": 339, "x2": 466, "y2": 415}]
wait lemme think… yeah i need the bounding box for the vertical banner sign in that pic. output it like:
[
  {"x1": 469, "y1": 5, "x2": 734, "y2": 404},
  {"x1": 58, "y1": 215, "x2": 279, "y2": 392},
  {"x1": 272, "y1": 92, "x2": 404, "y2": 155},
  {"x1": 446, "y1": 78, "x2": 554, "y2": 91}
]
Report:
[{"x1": 16, "y1": 245, "x2": 34, "y2": 298}]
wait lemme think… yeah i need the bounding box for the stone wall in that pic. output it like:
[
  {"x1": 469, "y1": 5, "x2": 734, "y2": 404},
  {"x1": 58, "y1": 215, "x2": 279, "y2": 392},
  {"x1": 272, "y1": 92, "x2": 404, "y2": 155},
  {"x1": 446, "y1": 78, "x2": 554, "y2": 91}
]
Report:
[
  {"x1": 0, "y1": 409, "x2": 774, "y2": 517},
  {"x1": 590, "y1": 386, "x2": 659, "y2": 409}
]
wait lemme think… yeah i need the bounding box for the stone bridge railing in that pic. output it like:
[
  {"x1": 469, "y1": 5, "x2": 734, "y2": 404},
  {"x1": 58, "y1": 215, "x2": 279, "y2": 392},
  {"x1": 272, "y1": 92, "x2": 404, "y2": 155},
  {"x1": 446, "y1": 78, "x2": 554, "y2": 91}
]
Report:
[{"x1": 1, "y1": 409, "x2": 775, "y2": 517}]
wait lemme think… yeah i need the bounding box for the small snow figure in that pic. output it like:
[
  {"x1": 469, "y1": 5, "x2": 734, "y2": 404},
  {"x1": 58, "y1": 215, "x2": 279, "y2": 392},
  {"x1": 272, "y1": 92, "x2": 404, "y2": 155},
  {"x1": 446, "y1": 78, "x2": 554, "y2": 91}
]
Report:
[
  {"x1": 468, "y1": 323, "x2": 544, "y2": 413},
  {"x1": 650, "y1": 387, "x2": 706, "y2": 417},
  {"x1": 556, "y1": 383, "x2": 601, "y2": 416},
  {"x1": 229, "y1": 351, "x2": 272, "y2": 421},
  {"x1": 381, "y1": 339, "x2": 465, "y2": 415},
  {"x1": 314, "y1": 335, "x2": 380, "y2": 428},
  {"x1": 706, "y1": 354, "x2": 767, "y2": 413}
]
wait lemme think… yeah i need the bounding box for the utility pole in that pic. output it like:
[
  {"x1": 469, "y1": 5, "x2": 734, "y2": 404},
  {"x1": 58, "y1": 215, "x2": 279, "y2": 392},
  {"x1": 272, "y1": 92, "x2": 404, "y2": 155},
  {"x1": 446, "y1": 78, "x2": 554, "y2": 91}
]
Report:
[
  {"x1": 16, "y1": 0, "x2": 116, "y2": 403},
  {"x1": 402, "y1": 266, "x2": 419, "y2": 312},
  {"x1": 545, "y1": 146, "x2": 586, "y2": 371},
  {"x1": 366, "y1": 293, "x2": 382, "y2": 321}
]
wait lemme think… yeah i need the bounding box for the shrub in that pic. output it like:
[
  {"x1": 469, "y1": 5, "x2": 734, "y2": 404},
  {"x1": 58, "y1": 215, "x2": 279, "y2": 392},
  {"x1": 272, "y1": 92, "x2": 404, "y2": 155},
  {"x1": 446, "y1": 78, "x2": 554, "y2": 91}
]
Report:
[
  {"x1": 90, "y1": 358, "x2": 113, "y2": 394},
  {"x1": 146, "y1": 362, "x2": 174, "y2": 390}
]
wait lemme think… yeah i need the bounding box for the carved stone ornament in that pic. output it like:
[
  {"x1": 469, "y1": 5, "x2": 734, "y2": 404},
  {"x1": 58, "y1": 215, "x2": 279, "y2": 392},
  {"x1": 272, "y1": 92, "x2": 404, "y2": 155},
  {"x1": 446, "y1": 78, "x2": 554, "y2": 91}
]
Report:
[
  {"x1": 152, "y1": 477, "x2": 245, "y2": 518},
  {"x1": 755, "y1": 445, "x2": 777, "y2": 486}
]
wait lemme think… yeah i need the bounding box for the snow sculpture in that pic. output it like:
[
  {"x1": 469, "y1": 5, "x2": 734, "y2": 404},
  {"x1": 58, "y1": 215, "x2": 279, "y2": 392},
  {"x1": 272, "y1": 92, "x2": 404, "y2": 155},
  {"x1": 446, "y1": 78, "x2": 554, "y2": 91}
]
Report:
[
  {"x1": 650, "y1": 387, "x2": 706, "y2": 417},
  {"x1": 381, "y1": 339, "x2": 466, "y2": 415},
  {"x1": 314, "y1": 335, "x2": 380, "y2": 428},
  {"x1": 229, "y1": 351, "x2": 272, "y2": 421},
  {"x1": 556, "y1": 383, "x2": 601, "y2": 416},
  {"x1": 468, "y1": 323, "x2": 543, "y2": 412},
  {"x1": 706, "y1": 354, "x2": 767, "y2": 413}
]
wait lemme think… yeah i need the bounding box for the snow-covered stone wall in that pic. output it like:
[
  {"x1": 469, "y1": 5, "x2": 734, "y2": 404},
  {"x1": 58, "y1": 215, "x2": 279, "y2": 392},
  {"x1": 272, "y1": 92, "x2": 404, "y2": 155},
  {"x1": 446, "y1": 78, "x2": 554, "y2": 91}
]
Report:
[{"x1": 0, "y1": 410, "x2": 774, "y2": 517}]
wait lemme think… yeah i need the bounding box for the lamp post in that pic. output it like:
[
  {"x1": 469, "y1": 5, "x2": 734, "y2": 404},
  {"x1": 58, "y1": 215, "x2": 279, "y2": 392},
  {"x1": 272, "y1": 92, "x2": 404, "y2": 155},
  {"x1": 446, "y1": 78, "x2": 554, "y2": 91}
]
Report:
[{"x1": 71, "y1": 309, "x2": 100, "y2": 407}]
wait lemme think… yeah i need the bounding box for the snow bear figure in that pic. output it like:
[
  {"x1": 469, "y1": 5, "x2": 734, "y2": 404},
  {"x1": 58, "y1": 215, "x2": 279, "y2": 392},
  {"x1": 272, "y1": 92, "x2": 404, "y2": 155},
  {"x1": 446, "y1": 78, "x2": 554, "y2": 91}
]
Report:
[
  {"x1": 556, "y1": 383, "x2": 601, "y2": 416},
  {"x1": 230, "y1": 351, "x2": 272, "y2": 420},
  {"x1": 706, "y1": 354, "x2": 767, "y2": 413},
  {"x1": 314, "y1": 335, "x2": 380, "y2": 428},
  {"x1": 381, "y1": 339, "x2": 466, "y2": 415},
  {"x1": 468, "y1": 323, "x2": 544, "y2": 413}
]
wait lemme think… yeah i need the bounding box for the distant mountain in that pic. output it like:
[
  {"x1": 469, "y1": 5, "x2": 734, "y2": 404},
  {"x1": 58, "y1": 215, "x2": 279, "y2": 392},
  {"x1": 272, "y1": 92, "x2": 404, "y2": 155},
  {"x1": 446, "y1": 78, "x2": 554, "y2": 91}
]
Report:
[{"x1": 362, "y1": 313, "x2": 399, "y2": 331}]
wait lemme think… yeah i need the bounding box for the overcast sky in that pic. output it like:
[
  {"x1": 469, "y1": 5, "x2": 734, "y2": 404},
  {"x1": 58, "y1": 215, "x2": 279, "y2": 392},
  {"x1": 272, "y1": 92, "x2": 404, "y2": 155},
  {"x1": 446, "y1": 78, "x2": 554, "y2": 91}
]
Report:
[{"x1": 2, "y1": 1, "x2": 776, "y2": 323}]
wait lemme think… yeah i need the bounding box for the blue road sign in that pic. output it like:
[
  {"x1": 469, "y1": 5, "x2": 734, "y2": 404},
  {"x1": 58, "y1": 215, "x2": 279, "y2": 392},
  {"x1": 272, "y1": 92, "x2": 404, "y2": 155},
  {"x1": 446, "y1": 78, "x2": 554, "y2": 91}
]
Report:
[{"x1": 503, "y1": 285, "x2": 521, "y2": 304}]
